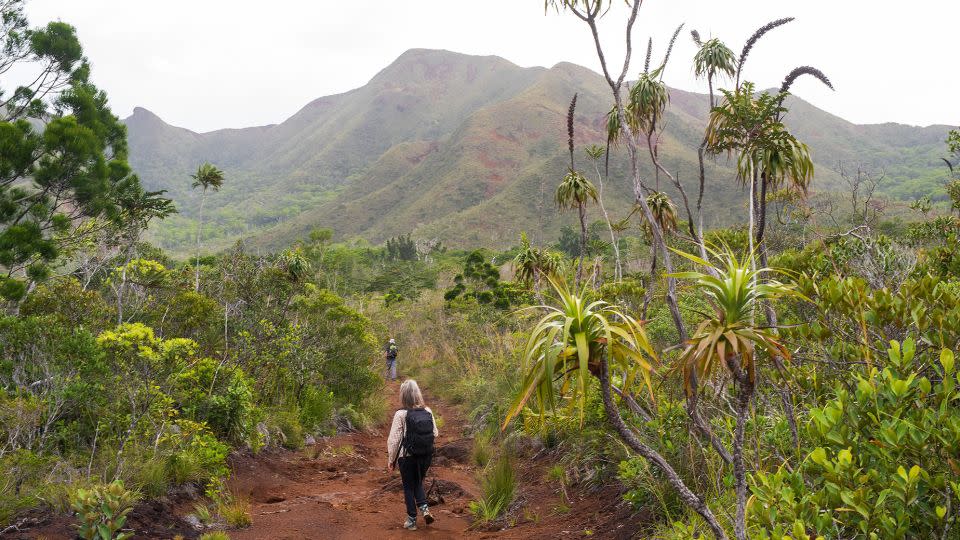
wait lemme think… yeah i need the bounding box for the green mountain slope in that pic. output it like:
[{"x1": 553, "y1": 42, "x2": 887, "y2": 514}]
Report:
[{"x1": 125, "y1": 49, "x2": 953, "y2": 253}]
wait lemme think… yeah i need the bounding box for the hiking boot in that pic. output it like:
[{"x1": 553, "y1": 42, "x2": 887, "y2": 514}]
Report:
[
  {"x1": 403, "y1": 516, "x2": 417, "y2": 530},
  {"x1": 420, "y1": 504, "x2": 434, "y2": 525}
]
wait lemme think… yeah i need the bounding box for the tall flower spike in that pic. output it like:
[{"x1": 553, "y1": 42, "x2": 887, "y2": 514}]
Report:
[
  {"x1": 779, "y1": 66, "x2": 834, "y2": 95},
  {"x1": 567, "y1": 93, "x2": 578, "y2": 170},
  {"x1": 691, "y1": 29, "x2": 703, "y2": 47},
  {"x1": 736, "y1": 17, "x2": 795, "y2": 85},
  {"x1": 659, "y1": 23, "x2": 685, "y2": 78}
]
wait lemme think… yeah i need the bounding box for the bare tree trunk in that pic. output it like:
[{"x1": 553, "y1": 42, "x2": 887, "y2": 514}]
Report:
[
  {"x1": 732, "y1": 373, "x2": 755, "y2": 540},
  {"x1": 600, "y1": 355, "x2": 727, "y2": 540},
  {"x1": 194, "y1": 191, "x2": 206, "y2": 293},
  {"x1": 593, "y1": 162, "x2": 622, "y2": 281},
  {"x1": 577, "y1": 202, "x2": 587, "y2": 287}
]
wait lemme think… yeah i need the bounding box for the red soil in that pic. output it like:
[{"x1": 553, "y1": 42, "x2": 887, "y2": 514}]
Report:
[{"x1": 8, "y1": 381, "x2": 648, "y2": 539}]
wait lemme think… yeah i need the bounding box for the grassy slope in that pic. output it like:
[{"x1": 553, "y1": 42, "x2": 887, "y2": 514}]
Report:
[{"x1": 125, "y1": 49, "x2": 953, "y2": 253}]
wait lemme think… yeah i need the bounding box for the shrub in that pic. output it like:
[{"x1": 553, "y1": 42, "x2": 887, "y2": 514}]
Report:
[
  {"x1": 173, "y1": 357, "x2": 256, "y2": 442},
  {"x1": 299, "y1": 387, "x2": 335, "y2": 434},
  {"x1": 750, "y1": 341, "x2": 960, "y2": 539},
  {"x1": 70, "y1": 480, "x2": 138, "y2": 540}
]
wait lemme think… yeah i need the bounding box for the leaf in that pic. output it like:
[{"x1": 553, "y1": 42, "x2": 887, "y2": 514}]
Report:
[{"x1": 942, "y1": 348, "x2": 955, "y2": 375}]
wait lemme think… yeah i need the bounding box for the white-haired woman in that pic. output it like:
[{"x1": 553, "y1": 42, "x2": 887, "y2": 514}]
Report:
[{"x1": 387, "y1": 379, "x2": 438, "y2": 530}]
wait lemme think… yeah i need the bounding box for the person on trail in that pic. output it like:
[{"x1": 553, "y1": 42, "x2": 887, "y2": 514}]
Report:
[
  {"x1": 387, "y1": 379, "x2": 438, "y2": 531},
  {"x1": 384, "y1": 338, "x2": 399, "y2": 381}
]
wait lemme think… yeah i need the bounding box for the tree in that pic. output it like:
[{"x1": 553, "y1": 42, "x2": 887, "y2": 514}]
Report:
[
  {"x1": 637, "y1": 191, "x2": 677, "y2": 318},
  {"x1": 585, "y1": 145, "x2": 622, "y2": 280},
  {"x1": 691, "y1": 31, "x2": 737, "y2": 262},
  {"x1": 545, "y1": 0, "x2": 688, "y2": 341},
  {"x1": 190, "y1": 162, "x2": 225, "y2": 292},
  {"x1": 555, "y1": 170, "x2": 597, "y2": 287},
  {"x1": 505, "y1": 274, "x2": 727, "y2": 539},
  {"x1": 512, "y1": 231, "x2": 561, "y2": 300},
  {"x1": 672, "y1": 246, "x2": 800, "y2": 540},
  {"x1": 0, "y1": 0, "x2": 150, "y2": 304}
]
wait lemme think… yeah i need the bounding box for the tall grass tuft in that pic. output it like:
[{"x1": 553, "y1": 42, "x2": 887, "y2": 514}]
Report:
[{"x1": 469, "y1": 453, "x2": 516, "y2": 524}]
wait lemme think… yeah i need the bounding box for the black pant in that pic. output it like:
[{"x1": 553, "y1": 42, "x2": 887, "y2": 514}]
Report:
[{"x1": 398, "y1": 455, "x2": 432, "y2": 518}]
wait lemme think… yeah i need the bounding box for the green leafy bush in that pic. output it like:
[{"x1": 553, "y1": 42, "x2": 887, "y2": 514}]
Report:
[
  {"x1": 750, "y1": 340, "x2": 960, "y2": 539},
  {"x1": 70, "y1": 480, "x2": 138, "y2": 540}
]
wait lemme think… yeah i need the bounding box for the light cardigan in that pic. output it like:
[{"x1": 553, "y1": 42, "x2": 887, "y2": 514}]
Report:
[{"x1": 386, "y1": 407, "x2": 438, "y2": 466}]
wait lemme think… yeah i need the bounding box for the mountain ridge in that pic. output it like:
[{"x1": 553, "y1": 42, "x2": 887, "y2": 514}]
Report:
[{"x1": 124, "y1": 48, "x2": 953, "y2": 253}]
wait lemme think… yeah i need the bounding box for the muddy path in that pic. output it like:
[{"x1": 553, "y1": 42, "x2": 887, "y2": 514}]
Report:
[{"x1": 227, "y1": 382, "x2": 483, "y2": 539}]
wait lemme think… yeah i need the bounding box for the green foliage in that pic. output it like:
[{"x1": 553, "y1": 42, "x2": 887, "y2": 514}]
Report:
[
  {"x1": 671, "y1": 247, "x2": 798, "y2": 394},
  {"x1": 0, "y1": 1, "x2": 165, "y2": 300},
  {"x1": 750, "y1": 341, "x2": 960, "y2": 539},
  {"x1": 173, "y1": 357, "x2": 256, "y2": 442},
  {"x1": 70, "y1": 480, "x2": 138, "y2": 540},
  {"x1": 505, "y1": 274, "x2": 656, "y2": 428},
  {"x1": 469, "y1": 453, "x2": 516, "y2": 523},
  {"x1": 385, "y1": 233, "x2": 417, "y2": 261},
  {"x1": 707, "y1": 82, "x2": 814, "y2": 194},
  {"x1": 445, "y1": 250, "x2": 526, "y2": 309}
]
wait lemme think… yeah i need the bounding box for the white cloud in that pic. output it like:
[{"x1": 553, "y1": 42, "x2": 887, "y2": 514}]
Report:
[{"x1": 25, "y1": 0, "x2": 959, "y2": 132}]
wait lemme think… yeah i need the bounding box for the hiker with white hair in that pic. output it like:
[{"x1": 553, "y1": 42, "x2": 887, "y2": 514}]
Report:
[
  {"x1": 384, "y1": 338, "x2": 399, "y2": 380},
  {"x1": 387, "y1": 379, "x2": 438, "y2": 530}
]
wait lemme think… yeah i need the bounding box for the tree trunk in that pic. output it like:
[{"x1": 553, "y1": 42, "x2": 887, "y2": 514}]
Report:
[
  {"x1": 594, "y1": 162, "x2": 622, "y2": 281},
  {"x1": 577, "y1": 202, "x2": 587, "y2": 287},
  {"x1": 641, "y1": 243, "x2": 656, "y2": 320},
  {"x1": 195, "y1": 190, "x2": 206, "y2": 293},
  {"x1": 600, "y1": 355, "x2": 727, "y2": 540},
  {"x1": 733, "y1": 372, "x2": 755, "y2": 540},
  {"x1": 581, "y1": 10, "x2": 687, "y2": 343}
]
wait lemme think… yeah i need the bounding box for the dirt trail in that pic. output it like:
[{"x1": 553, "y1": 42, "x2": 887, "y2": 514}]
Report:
[{"x1": 228, "y1": 382, "x2": 483, "y2": 539}]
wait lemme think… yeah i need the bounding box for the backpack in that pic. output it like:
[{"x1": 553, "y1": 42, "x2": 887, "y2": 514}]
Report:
[
  {"x1": 387, "y1": 344, "x2": 398, "y2": 360},
  {"x1": 401, "y1": 408, "x2": 434, "y2": 458}
]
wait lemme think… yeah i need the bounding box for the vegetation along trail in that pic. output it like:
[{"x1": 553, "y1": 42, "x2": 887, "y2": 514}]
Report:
[{"x1": 228, "y1": 381, "x2": 479, "y2": 539}]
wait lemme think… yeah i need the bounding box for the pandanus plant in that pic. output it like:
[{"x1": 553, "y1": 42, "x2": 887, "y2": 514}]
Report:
[
  {"x1": 512, "y1": 231, "x2": 562, "y2": 300},
  {"x1": 504, "y1": 273, "x2": 727, "y2": 539},
  {"x1": 504, "y1": 273, "x2": 656, "y2": 428},
  {"x1": 672, "y1": 245, "x2": 803, "y2": 540}
]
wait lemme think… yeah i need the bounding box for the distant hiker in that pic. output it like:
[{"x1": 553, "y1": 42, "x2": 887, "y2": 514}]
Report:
[
  {"x1": 387, "y1": 379, "x2": 437, "y2": 531},
  {"x1": 384, "y1": 338, "x2": 399, "y2": 381}
]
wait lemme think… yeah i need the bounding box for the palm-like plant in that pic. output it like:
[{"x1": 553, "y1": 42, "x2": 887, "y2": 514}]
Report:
[
  {"x1": 504, "y1": 274, "x2": 656, "y2": 428},
  {"x1": 706, "y1": 83, "x2": 814, "y2": 258},
  {"x1": 640, "y1": 191, "x2": 677, "y2": 237},
  {"x1": 513, "y1": 232, "x2": 562, "y2": 299},
  {"x1": 556, "y1": 170, "x2": 598, "y2": 286},
  {"x1": 671, "y1": 246, "x2": 801, "y2": 540},
  {"x1": 190, "y1": 162, "x2": 225, "y2": 292},
  {"x1": 506, "y1": 272, "x2": 727, "y2": 538},
  {"x1": 672, "y1": 247, "x2": 796, "y2": 393},
  {"x1": 692, "y1": 35, "x2": 737, "y2": 108}
]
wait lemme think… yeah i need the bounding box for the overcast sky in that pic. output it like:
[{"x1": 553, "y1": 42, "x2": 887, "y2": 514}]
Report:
[{"x1": 24, "y1": 0, "x2": 959, "y2": 133}]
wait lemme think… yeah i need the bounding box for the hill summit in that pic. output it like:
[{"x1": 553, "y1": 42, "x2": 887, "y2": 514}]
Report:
[{"x1": 125, "y1": 48, "x2": 953, "y2": 252}]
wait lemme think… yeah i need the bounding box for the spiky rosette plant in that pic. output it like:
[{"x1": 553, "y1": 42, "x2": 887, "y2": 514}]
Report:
[
  {"x1": 671, "y1": 247, "x2": 798, "y2": 394},
  {"x1": 671, "y1": 245, "x2": 804, "y2": 540},
  {"x1": 640, "y1": 191, "x2": 677, "y2": 237},
  {"x1": 503, "y1": 274, "x2": 656, "y2": 428}
]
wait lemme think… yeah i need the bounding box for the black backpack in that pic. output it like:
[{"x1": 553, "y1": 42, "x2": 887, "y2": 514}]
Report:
[
  {"x1": 401, "y1": 408, "x2": 434, "y2": 458},
  {"x1": 387, "y1": 344, "x2": 398, "y2": 360}
]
